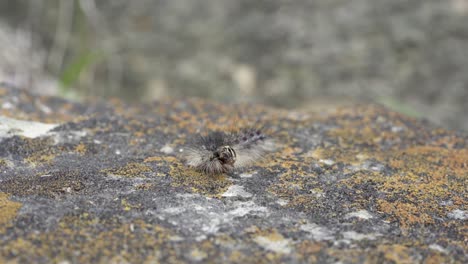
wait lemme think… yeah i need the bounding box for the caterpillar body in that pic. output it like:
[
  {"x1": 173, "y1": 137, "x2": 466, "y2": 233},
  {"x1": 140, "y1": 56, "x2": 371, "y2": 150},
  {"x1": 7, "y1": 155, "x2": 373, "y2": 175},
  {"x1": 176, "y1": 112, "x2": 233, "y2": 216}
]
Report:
[{"x1": 183, "y1": 128, "x2": 274, "y2": 175}]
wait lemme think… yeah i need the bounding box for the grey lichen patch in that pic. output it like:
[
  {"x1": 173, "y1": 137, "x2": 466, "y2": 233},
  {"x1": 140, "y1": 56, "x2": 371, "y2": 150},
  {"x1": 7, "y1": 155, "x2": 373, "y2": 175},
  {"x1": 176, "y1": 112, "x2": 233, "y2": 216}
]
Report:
[
  {"x1": 0, "y1": 170, "x2": 85, "y2": 198},
  {"x1": 101, "y1": 162, "x2": 153, "y2": 178},
  {"x1": 25, "y1": 152, "x2": 56, "y2": 166},
  {"x1": 0, "y1": 135, "x2": 55, "y2": 158}
]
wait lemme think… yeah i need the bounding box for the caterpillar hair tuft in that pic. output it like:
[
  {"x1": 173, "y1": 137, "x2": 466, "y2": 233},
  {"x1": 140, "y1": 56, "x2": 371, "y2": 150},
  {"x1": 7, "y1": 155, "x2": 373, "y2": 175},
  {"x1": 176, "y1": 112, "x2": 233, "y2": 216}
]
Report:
[{"x1": 182, "y1": 127, "x2": 274, "y2": 175}]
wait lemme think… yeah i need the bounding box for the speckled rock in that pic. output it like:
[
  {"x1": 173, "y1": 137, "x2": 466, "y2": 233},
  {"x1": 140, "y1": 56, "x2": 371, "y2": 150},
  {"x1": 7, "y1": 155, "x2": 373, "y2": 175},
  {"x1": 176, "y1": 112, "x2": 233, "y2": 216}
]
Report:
[{"x1": 0, "y1": 86, "x2": 466, "y2": 263}]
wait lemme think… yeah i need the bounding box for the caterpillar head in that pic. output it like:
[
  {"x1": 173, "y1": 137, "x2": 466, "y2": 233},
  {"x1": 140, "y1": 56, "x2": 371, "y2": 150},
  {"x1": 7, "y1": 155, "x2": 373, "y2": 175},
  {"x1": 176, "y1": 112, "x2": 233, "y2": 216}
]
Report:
[
  {"x1": 200, "y1": 145, "x2": 236, "y2": 174},
  {"x1": 184, "y1": 145, "x2": 237, "y2": 175},
  {"x1": 212, "y1": 145, "x2": 236, "y2": 166}
]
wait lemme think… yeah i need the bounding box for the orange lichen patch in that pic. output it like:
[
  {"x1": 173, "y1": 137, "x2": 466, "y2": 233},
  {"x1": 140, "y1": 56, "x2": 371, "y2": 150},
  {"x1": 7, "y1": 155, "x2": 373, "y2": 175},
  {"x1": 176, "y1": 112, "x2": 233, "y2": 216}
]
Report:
[
  {"x1": 0, "y1": 192, "x2": 22, "y2": 232},
  {"x1": 332, "y1": 104, "x2": 418, "y2": 123},
  {"x1": 326, "y1": 106, "x2": 468, "y2": 228},
  {"x1": 308, "y1": 146, "x2": 373, "y2": 165},
  {"x1": 431, "y1": 235, "x2": 466, "y2": 258},
  {"x1": 280, "y1": 146, "x2": 303, "y2": 157},
  {"x1": 329, "y1": 122, "x2": 381, "y2": 146},
  {"x1": 25, "y1": 153, "x2": 56, "y2": 166},
  {"x1": 295, "y1": 241, "x2": 323, "y2": 263},
  {"x1": 267, "y1": 165, "x2": 328, "y2": 213},
  {"x1": 328, "y1": 244, "x2": 420, "y2": 264},
  {"x1": 209, "y1": 110, "x2": 274, "y2": 132},
  {"x1": 379, "y1": 172, "x2": 460, "y2": 202},
  {"x1": 377, "y1": 200, "x2": 434, "y2": 228},
  {"x1": 0, "y1": 87, "x2": 7, "y2": 96},
  {"x1": 265, "y1": 153, "x2": 302, "y2": 172},
  {"x1": 135, "y1": 183, "x2": 154, "y2": 190},
  {"x1": 8, "y1": 136, "x2": 56, "y2": 166},
  {"x1": 307, "y1": 148, "x2": 327, "y2": 160},
  {"x1": 164, "y1": 98, "x2": 278, "y2": 133},
  {"x1": 227, "y1": 250, "x2": 248, "y2": 263},
  {"x1": 144, "y1": 156, "x2": 179, "y2": 177},
  {"x1": 102, "y1": 162, "x2": 152, "y2": 178},
  {"x1": 144, "y1": 156, "x2": 178, "y2": 163},
  {"x1": 188, "y1": 239, "x2": 218, "y2": 262},
  {"x1": 15, "y1": 136, "x2": 53, "y2": 152},
  {"x1": 86, "y1": 123, "x2": 114, "y2": 134},
  {"x1": 171, "y1": 167, "x2": 232, "y2": 198},
  {"x1": 343, "y1": 171, "x2": 387, "y2": 198},
  {"x1": 0, "y1": 216, "x2": 175, "y2": 263},
  {"x1": 121, "y1": 198, "x2": 141, "y2": 211},
  {"x1": 377, "y1": 244, "x2": 416, "y2": 264},
  {"x1": 431, "y1": 133, "x2": 467, "y2": 149},
  {"x1": 129, "y1": 136, "x2": 145, "y2": 146},
  {"x1": 423, "y1": 252, "x2": 452, "y2": 264},
  {"x1": 269, "y1": 169, "x2": 306, "y2": 195},
  {"x1": 74, "y1": 143, "x2": 87, "y2": 155},
  {"x1": 339, "y1": 145, "x2": 467, "y2": 228},
  {"x1": 452, "y1": 196, "x2": 465, "y2": 206},
  {"x1": 267, "y1": 151, "x2": 326, "y2": 209},
  {"x1": 328, "y1": 248, "x2": 377, "y2": 264},
  {"x1": 212, "y1": 233, "x2": 237, "y2": 248},
  {"x1": 0, "y1": 93, "x2": 80, "y2": 123},
  {"x1": 248, "y1": 229, "x2": 292, "y2": 260},
  {"x1": 286, "y1": 194, "x2": 324, "y2": 211},
  {"x1": 189, "y1": 248, "x2": 208, "y2": 261},
  {"x1": 135, "y1": 129, "x2": 147, "y2": 137},
  {"x1": 144, "y1": 156, "x2": 232, "y2": 197},
  {"x1": 169, "y1": 111, "x2": 200, "y2": 133},
  {"x1": 146, "y1": 154, "x2": 232, "y2": 197},
  {"x1": 124, "y1": 119, "x2": 164, "y2": 140},
  {"x1": 172, "y1": 137, "x2": 186, "y2": 147},
  {"x1": 253, "y1": 230, "x2": 287, "y2": 242},
  {"x1": 340, "y1": 170, "x2": 464, "y2": 228},
  {"x1": 387, "y1": 146, "x2": 468, "y2": 179},
  {"x1": 378, "y1": 147, "x2": 466, "y2": 227},
  {"x1": 326, "y1": 105, "x2": 421, "y2": 147}
]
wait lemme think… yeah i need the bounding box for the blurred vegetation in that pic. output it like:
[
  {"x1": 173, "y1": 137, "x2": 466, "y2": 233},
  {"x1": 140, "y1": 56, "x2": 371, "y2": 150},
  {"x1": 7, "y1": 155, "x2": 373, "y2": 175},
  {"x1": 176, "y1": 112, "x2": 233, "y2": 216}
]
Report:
[
  {"x1": 0, "y1": 0, "x2": 467, "y2": 131},
  {"x1": 377, "y1": 98, "x2": 421, "y2": 118},
  {"x1": 59, "y1": 51, "x2": 100, "y2": 97}
]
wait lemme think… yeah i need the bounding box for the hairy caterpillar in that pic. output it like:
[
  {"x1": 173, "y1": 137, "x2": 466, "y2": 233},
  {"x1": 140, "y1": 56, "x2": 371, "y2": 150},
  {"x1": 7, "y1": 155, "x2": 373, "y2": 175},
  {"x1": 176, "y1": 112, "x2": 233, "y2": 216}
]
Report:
[{"x1": 182, "y1": 127, "x2": 274, "y2": 175}]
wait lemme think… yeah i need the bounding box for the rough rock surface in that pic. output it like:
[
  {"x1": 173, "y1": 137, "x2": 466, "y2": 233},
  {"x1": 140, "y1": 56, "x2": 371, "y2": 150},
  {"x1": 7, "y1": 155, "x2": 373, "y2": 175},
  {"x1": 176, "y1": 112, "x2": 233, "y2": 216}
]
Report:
[{"x1": 0, "y1": 86, "x2": 467, "y2": 263}]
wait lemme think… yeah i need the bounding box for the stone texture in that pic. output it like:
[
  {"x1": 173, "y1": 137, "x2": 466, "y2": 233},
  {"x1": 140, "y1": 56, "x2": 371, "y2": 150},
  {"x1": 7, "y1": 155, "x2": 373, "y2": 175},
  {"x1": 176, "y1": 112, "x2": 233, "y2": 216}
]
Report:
[{"x1": 0, "y1": 86, "x2": 467, "y2": 263}]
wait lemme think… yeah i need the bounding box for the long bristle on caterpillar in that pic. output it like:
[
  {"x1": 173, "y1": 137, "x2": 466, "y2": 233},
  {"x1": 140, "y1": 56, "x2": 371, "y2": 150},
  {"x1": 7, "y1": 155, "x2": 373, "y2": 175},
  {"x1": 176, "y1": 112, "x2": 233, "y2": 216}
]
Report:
[{"x1": 182, "y1": 127, "x2": 274, "y2": 175}]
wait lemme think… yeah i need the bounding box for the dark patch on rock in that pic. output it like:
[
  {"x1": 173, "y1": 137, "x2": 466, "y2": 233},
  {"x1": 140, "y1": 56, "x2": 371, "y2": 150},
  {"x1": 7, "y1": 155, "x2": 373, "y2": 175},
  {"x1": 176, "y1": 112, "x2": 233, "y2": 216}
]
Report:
[
  {"x1": 0, "y1": 136, "x2": 54, "y2": 158},
  {"x1": 0, "y1": 170, "x2": 85, "y2": 198}
]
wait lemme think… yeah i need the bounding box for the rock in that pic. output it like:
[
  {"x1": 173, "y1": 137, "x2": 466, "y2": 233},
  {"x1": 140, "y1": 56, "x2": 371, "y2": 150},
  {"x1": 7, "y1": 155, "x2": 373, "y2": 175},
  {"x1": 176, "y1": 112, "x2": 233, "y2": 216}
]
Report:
[{"x1": 0, "y1": 86, "x2": 466, "y2": 263}]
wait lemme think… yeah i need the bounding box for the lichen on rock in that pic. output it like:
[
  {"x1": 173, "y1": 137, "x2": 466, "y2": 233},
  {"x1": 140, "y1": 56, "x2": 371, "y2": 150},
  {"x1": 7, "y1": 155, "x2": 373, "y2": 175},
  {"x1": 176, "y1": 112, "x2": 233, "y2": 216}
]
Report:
[{"x1": 0, "y1": 86, "x2": 466, "y2": 263}]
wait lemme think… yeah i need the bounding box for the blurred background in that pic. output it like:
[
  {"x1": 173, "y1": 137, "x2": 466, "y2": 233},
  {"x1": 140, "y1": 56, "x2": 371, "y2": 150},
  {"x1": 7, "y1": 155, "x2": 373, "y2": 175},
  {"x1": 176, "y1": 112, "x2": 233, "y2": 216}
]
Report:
[{"x1": 0, "y1": 0, "x2": 467, "y2": 131}]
